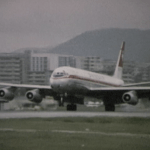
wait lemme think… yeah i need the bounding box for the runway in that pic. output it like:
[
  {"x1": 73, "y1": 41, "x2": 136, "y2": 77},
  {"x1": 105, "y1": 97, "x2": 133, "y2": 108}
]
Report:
[
  {"x1": 0, "y1": 111, "x2": 150, "y2": 119},
  {"x1": 0, "y1": 128, "x2": 150, "y2": 138}
]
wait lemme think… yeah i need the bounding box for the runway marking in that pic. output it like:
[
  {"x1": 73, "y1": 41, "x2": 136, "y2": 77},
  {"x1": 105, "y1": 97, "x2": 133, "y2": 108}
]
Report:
[
  {"x1": 0, "y1": 128, "x2": 150, "y2": 138},
  {"x1": 52, "y1": 130, "x2": 150, "y2": 138},
  {"x1": 0, "y1": 128, "x2": 36, "y2": 133},
  {"x1": 1, "y1": 112, "x2": 150, "y2": 119}
]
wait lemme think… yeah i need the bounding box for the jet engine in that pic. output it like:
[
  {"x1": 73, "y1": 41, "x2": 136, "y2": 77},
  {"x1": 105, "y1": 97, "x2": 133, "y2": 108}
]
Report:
[
  {"x1": 26, "y1": 89, "x2": 43, "y2": 103},
  {"x1": 0, "y1": 87, "x2": 15, "y2": 101},
  {"x1": 122, "y1": 91, "x2": 138, "y2": 105}
]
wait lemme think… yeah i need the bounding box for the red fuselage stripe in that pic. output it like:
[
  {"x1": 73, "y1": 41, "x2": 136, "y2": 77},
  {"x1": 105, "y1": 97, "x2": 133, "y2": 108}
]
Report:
[{"x1": 52, "y1": 75, "x2": 119, "y2": 87}]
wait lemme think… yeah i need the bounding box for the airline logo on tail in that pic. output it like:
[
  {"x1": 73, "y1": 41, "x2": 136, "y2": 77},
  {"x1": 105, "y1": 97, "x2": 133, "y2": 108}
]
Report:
[
  {"x1": 113, "y1": 41, "x2": 125, "y2": 79},
  {"x1": 118, "y1": 42, "x2": 125, "y2": 67}
]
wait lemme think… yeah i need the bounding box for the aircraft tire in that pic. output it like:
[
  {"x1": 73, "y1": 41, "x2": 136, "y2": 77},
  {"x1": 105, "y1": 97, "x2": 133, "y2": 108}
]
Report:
[
  {"x1": 67, "y1": 104, "x2": 77, "y2": 111},
  {"x1": 59, "y1": 99, "x2": 64, "y2": 107},
  {"x1": 105, "y1": 104, "x2": 115, "y2": 111}
]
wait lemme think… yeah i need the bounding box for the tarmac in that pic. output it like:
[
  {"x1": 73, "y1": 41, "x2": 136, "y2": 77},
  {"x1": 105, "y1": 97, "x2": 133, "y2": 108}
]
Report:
[{"x1": 0, "y1": 111, "x2": 150, "y2": 119}]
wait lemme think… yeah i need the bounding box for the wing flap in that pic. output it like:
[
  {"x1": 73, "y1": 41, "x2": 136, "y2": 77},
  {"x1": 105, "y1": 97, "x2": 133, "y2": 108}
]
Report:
[
  {"x1": 123, "y1": 82, "x2": 150, "y2": 87},
  {"x1": 0, "y1": 82, "x2": 51, "y2": 89},
  {"x1": 85, "y1": 86, "x2": 150, "y2": 99},
  {"x1": 87, "y1": 86, "x2": 150, "y2": 91}
]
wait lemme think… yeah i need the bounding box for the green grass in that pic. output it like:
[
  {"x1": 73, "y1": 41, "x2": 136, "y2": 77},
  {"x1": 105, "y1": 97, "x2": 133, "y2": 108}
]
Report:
[{"x1": 0, "y1": 117, "x2": 150, "y2": 150}]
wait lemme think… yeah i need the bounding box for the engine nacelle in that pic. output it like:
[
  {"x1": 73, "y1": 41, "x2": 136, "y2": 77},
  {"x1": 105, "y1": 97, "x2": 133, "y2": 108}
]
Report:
[
  {"x1": 26, "y1": 89, "x2": 43, "y2": 103},
  {"x1": 0, "y1": 88, "x2": 15, "y2": 101},
  {"x1": 122, "y1": 91, "x2": 138, "y2": 105}
]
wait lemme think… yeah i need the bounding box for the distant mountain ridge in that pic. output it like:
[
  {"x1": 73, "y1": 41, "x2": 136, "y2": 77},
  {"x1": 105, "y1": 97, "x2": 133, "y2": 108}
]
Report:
[{"x1": 15, "y1": 28, "x2": 150, "y2": 62}]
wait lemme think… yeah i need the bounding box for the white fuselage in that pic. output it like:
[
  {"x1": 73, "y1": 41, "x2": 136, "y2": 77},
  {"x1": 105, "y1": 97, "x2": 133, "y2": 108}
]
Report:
[{"x1": 50, "y1": 66, "x2": 124, "y2": 95}]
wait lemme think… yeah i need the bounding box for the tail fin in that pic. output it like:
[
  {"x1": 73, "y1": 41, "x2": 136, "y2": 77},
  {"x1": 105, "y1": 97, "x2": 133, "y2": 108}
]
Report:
[{"x1": 113, "y1": 41, "x2": 125, "y2": 79}]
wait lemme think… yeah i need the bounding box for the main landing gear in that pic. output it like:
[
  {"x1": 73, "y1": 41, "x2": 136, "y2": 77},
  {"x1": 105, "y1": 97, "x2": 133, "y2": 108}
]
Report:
[
  {"x1": 105, "y1": 104, "x2": 115, "y2": 111},
  {"x1": 59, "y1": 96, "x2": 77, "y2": 111},
  {"x1": 67, "y1": 104, "x2": 77, "y2": 111},
  {"x1": 59, "y1": 97, "x2": 64, "y2": 107}
]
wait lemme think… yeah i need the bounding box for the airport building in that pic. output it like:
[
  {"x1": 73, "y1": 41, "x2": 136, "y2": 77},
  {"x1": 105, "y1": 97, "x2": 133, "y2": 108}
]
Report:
[
  {"x1": 0, "y1": 50, "x2": 150, "y2": 85},
  {"x1": 134, "y1": 62, "x2": 150, "y2": 82},
  {"x1": 122, "y1": 61, "x2": 135, "y2": 83},
  {"x1": 80, "y1": 56, "x2": 104, "y2": 72},
  {"x1": 0, "y1": 50, "x2": 77, "y2": 85},
  {"x1": 29, "y1": 52, "x2": 50, "y2": 85},
  {"x1": 100, "y1": 60, "x2": 116, "y2": 75},
  {"x1": 0, "y1": 52, "x2": 30, "y2": 84},
  {"x1": 29, "y1": 52, "x2": 76, "y2": 85}
]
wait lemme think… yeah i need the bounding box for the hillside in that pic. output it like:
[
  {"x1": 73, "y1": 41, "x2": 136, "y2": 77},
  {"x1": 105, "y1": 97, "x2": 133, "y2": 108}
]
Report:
[
  {"x1": 15, "y1": 28, "x2": 150, "y2": 62},
  {"x1": 49, "y1": 28, "x2": 150, "y2": 62}
]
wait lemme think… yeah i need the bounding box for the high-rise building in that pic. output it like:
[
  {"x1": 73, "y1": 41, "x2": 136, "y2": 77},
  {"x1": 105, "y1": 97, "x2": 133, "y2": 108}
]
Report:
[
  {"x1": 79, "y1": 56, "x2": 104, "y2": 72},
  {"x1": 122, "y1": 61, "x2": 135, "y2": 83},
  {"x1": 0, "y1": 50, "x2": 149, "y2": 85},
  {"x1": 134, "y1": 62, "x2": 150, "y2": 82},
  {"x1": 0, "y1": 52, "x2": 30, "y2": 84},
  {"x1": 28, "y1": 52, "x2": 76, "y2": 85}
]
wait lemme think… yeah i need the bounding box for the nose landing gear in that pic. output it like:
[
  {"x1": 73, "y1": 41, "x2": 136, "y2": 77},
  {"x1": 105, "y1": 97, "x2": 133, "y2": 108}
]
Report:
[
  {"x1": 59, "y1": 97, "x2": 64, "y2": 107},
  {"x1": 58, "y1": 94, "x2": 78, "y2": 111},
  {"x1": 67, "y1": 104, "x2": 77, "y2": 111}
]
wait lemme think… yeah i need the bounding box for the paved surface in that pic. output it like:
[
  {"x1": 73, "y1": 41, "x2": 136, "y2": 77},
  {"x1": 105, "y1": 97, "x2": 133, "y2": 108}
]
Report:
[
  {"x1": 0, "y1": 128, "x2": 150, "y2": 138},
  {"x1": 0, "y1": 111, "x2": 150, "y2": 119}
]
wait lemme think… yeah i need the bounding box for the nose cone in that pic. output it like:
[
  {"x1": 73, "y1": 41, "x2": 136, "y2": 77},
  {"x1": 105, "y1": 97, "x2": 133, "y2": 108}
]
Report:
[
  {"x1": 50, "y1": 78, "x2": 62, "y2": 93},
  {"x1": 50, "y1": 78, "x2": 57, "y2": 89},
  {"x1": 50, "y1": 78, "x2": 54, "y2": 88},
  {"x1": 50, "y1": 77, "x2": 70, "y2": 94}
]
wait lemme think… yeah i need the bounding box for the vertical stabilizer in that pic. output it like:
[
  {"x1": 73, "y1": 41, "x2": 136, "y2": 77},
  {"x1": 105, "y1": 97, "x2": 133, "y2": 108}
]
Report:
[{"x1": 113, "y1": 41, "x2": 125, "y2": 79}]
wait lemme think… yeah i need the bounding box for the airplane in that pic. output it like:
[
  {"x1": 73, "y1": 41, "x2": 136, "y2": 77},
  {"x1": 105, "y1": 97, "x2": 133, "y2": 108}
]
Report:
[{"x1": 0, "y1": 41, "x2": 150, "y2": 111}]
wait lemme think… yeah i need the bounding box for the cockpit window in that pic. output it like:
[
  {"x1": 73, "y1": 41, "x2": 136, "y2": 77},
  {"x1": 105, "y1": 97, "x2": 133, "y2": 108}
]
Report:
[{"x1": 53, "y1": 70, "x2": 68, "y2": 78}]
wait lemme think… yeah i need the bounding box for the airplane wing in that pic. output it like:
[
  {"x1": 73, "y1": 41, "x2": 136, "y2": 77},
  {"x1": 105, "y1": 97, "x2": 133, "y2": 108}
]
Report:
[
  {"x1": 85, "y1": 86, "x2": 150, "y2": 97},
  {"x1": 123, "y1": 82, "x2": 150, "y2": 87},
  {"x1": 0, "y1": 82, "x2": 54, "y2": 103},
  {"x1": 87, "y1": 86, "x2": 150, "y2": 91},
  {"x1": 85, "y1": 85, "x2": 150, "y2": 106},
  {"x1": 0, "y1": 82, "x2": 51, "y2": 89}
]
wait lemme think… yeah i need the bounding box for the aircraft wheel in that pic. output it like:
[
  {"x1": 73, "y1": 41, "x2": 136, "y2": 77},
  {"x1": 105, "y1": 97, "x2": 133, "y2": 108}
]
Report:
[
  {"x1": 67, "y1": 104, "x2": 70, "y2": 110},
  {"x1": 73, "y1": 104, "x2": 77, "y2": 111},
  {"x1": 67, "y1": 104, "x2": 77, "y2": 111},
  {"x1": 59, "y1": 97, "x2": 64, "y2": 107},
  {"x1": 105, "y1": 104, "x2": 115, "y2": 111}
]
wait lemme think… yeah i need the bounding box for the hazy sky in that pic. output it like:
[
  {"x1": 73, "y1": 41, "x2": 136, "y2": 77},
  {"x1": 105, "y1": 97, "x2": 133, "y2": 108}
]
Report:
[{"x1": 0, "y1": 0, "x2": 150, "y2": 52}]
